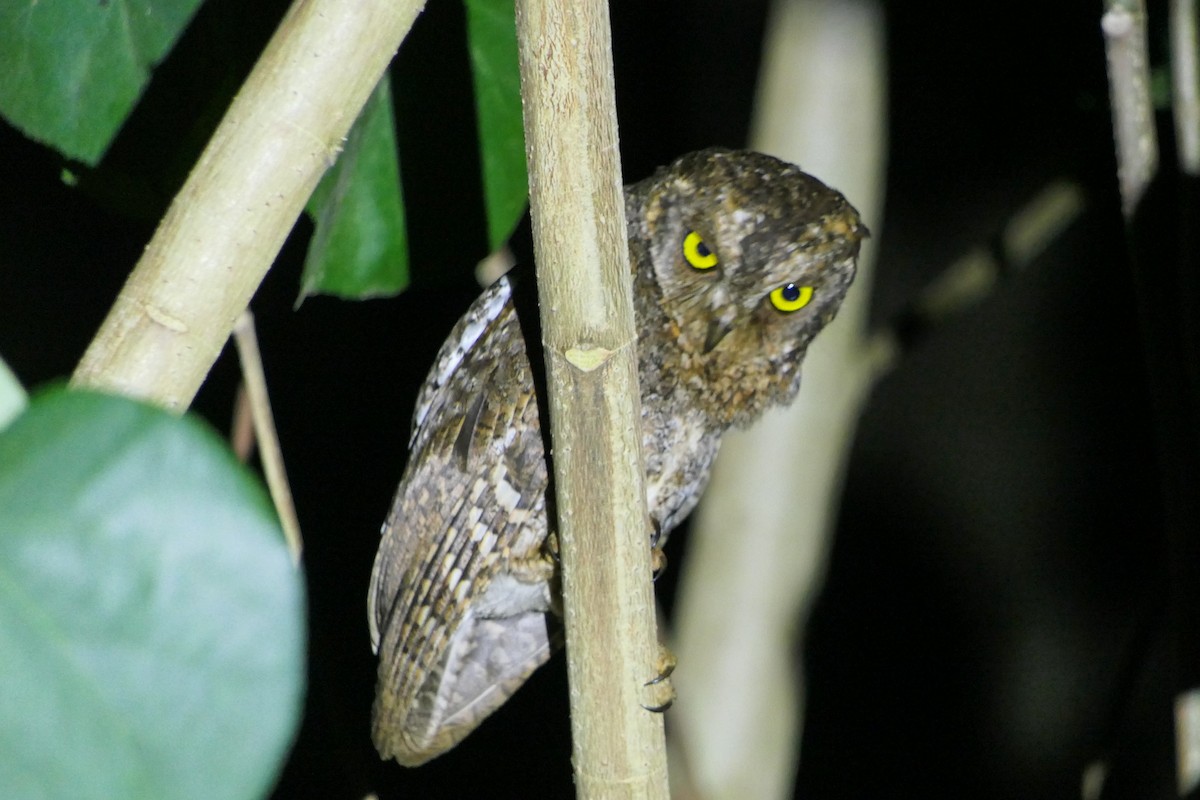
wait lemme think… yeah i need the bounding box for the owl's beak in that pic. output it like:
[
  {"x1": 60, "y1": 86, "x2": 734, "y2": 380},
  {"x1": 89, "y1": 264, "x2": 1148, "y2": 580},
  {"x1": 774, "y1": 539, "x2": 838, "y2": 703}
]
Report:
[{"x1": 703, "y1": 319, "x2": 733, "y2": 354}]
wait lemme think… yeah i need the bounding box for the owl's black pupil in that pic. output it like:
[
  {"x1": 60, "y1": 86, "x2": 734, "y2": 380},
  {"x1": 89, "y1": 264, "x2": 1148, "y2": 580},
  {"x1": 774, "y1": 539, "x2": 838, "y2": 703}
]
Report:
[
  {"x1": 781, "y1": 283, "x2": 801, "y2": 302},
  {"x1": 695, "y1": 240, "x2": 711, "y2": 258}
]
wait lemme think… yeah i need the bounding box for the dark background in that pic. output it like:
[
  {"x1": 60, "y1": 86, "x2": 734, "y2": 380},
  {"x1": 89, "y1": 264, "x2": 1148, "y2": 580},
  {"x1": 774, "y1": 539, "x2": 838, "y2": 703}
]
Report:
[{"x1": 1, "y1": 0, "x2": 1193, "y2": 797}]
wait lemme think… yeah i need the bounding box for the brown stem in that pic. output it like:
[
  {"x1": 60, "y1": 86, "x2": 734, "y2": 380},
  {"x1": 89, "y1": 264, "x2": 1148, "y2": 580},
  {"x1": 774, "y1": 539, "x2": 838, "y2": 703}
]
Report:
[{"x1": 232, "y1": 312, "x2": 303, "y2": 565}]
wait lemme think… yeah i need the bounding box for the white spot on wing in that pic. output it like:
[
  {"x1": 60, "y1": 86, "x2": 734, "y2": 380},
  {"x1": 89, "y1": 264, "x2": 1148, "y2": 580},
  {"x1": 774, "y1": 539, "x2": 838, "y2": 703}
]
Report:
[{"x1": 494, "y1": 479, "x2": 522, "y2": 513}]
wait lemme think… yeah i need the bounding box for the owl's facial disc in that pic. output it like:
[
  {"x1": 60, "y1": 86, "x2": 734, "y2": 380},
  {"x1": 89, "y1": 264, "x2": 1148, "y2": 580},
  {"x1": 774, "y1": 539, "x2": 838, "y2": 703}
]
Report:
[{"x1": 633, "y1": 148, "x2": 866, "y2": 371}]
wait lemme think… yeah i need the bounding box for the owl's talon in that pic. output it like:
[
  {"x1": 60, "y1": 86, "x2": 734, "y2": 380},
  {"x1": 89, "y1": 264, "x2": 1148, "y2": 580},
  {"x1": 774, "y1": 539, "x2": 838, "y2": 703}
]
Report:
[
  {"x1": 642, "y1": 664, "x2": 676, "y2": 711},
  {"x1": 640, "y1": 644, "x2": 677, "y2": 711},
  {"x1": 641, "y1": 698, "x2": 675, "y2": 714},
  {"x1": 651, "y1": 546, "x2": 668, "y2": 581},
  {"x1": 544, "y1": 531, "x2": 561, "y2": 563},
  {"x1": 645, "y1": 645, "x2": 677, "y2": 686}
]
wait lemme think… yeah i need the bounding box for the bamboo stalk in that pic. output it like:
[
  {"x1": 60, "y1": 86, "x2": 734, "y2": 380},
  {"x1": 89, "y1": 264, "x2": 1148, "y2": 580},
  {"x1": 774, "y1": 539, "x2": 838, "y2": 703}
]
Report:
[
  {"x1": 514, "y1": 0, "x2": 669, "y2": 796},
  {"x1": 72, "y1": 0, "x2": 426, "y2": 409}
]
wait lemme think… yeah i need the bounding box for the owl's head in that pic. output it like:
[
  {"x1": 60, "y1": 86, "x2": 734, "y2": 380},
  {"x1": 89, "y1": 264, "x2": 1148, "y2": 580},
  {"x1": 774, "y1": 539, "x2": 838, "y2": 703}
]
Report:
[{"x1": 627, "y1": 148, "x2": 867, "y2": 425}]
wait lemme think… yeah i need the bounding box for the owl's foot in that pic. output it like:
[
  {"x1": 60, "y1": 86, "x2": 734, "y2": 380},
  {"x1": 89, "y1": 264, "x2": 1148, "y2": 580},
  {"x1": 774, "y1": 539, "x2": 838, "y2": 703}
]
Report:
[
  {"x1": 542, "y1": 531, "x2": 561, "y2": 563},
  {"x1": 650, "y1": 546, "x2": 668, "y2": 581},
  {"x1": 641, "y1": 644, "x2": 677, "y2": 712},
  {"x1": 507, "y1": 550, "x2": 557, "y2": 584},
  {"x1": 649, "y1": 516, "x2": 669, "y2": 581}
]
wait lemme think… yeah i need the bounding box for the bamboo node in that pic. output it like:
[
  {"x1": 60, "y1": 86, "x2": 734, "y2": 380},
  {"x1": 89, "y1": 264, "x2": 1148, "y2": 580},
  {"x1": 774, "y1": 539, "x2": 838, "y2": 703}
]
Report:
[{"x1": 564, "y1": 344, "x2": 615, "y2": 372}]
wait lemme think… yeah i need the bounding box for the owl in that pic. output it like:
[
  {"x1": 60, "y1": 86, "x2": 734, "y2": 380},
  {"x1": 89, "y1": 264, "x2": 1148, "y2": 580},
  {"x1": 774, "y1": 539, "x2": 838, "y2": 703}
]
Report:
[{"x1": 368, "y1": 148, "x2": 867, "y2": 766}]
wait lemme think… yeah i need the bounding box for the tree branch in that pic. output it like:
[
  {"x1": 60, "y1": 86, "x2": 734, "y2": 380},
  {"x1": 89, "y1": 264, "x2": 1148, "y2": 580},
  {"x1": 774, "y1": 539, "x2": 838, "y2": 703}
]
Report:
[{"x1": 72, "y1": 0, "x2": 427, "y2": 410}]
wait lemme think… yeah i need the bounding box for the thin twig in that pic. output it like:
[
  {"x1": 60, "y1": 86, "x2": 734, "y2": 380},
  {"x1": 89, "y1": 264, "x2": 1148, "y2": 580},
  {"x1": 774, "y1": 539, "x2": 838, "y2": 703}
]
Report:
[
  {"x1": 232, "y1": 312, "x2": 303, "y2": 565},
  {"x1": 231, "y1": 385, "x2": 257, "y2": 463}
]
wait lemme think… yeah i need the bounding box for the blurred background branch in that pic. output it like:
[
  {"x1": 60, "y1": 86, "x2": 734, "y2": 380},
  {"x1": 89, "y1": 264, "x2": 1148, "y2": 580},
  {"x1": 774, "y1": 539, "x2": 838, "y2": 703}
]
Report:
[
  {"x1": 670, "y1": 2, "x2": 886, "y2": 797},
  {"x1": 1103, "y1": 0, "x2": 1157, "y2": 217}
]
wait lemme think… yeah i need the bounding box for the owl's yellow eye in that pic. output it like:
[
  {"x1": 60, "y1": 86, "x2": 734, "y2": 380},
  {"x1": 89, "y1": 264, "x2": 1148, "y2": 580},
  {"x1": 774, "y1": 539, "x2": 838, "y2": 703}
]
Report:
[
  {"x1": 682, "y1": 231, "x2": 719, "y2": 270},
  {"x1": 769, "y1": 283, "x2": 814, "y2": 313}
]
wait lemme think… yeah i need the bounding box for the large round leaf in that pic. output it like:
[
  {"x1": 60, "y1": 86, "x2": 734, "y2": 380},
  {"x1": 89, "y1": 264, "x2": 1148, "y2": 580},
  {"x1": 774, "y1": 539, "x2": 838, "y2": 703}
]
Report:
[{"x1": 0, "y1": 388, "x2": 305, "y2": 799}]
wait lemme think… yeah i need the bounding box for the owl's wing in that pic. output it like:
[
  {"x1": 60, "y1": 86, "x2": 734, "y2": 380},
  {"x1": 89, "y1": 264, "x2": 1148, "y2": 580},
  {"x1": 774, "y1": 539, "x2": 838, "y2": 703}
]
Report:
[{"x1": 368, "y1": 276, "x2": 557, "y2": 766}]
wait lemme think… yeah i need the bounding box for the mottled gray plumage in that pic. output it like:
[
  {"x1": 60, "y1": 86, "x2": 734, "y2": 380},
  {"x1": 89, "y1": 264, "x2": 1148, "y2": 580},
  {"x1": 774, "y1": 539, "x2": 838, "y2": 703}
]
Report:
[{"x1": 368, "y1": 148, "x2": 866, "y2": 766}]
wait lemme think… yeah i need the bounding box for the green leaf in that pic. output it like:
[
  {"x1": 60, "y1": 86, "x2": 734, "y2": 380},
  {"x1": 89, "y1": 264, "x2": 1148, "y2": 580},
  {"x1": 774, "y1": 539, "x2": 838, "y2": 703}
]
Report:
[
  {"x1": 0, "y1": 0, "x2": 206, "y2": 166},
  {"x1": 465, "y1": 0, "x2": 528, "y2": 251},
  {"x1": 0, "y1": 356, "x2": 26, "y2": 432},
  {"x1": 0, "y1": 388, "x2": 305, "y2": 800},
  {"x1": 301, "y1": 74, "x2": 408, "y2": 301}
]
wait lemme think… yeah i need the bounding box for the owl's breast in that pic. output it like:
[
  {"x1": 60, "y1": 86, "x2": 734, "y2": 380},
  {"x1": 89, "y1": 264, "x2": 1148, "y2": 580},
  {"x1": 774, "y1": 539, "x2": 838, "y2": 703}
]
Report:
[{"x1": 640, "y1": 401, "x2": 721, "y2": 541}]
